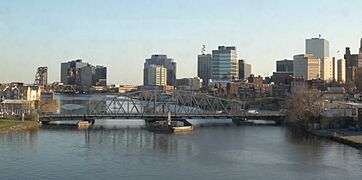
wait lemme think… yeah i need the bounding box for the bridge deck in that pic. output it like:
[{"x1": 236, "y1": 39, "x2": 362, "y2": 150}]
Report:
[{"x1": 39, "y1": 112, "x2": 286, "y2": 122}]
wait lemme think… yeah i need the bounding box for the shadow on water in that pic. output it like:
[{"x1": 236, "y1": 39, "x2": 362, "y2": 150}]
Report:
[
  {"x1": 39, "y1": 123, "x2": 195, "y2": 156},
  {"x1": 284, "y1": 127, "x2": 324, "y2": 146}
]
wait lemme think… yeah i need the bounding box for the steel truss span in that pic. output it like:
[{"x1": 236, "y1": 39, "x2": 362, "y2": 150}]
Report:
[{"x1": 89, "y1": 90, "x2": 244, "y2": 117}]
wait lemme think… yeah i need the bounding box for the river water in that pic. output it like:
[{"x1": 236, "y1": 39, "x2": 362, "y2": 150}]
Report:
[
  {"x1": 1, "y1": 94, "x2": 362, "y2": 179},
  {"x1": 0, "y1": 123, "x2": 362, "y2": 180}
]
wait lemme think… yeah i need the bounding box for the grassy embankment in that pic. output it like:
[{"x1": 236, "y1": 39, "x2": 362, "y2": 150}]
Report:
[{"x1": 0, "y1": 120, "x2": 22, "y2": 128}]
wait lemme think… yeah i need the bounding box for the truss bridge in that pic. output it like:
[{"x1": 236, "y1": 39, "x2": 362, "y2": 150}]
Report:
[{"x1": 39, "y1": 90, "x2": 285, "y2": 123}]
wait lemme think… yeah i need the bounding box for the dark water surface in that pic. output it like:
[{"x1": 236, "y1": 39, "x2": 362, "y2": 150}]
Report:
[{"x1": 1, "y1": 124, "x2": 362, "y2": 180}]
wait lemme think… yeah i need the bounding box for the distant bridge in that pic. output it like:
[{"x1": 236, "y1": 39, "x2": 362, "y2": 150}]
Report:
[{"x1": 39, "y1": 90, "x2": 286, "y2": 123}]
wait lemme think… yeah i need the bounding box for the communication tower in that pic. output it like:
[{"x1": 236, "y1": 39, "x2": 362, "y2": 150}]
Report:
[{"x1": 202, "y1": 45, "x2": 206, "y2": 55}]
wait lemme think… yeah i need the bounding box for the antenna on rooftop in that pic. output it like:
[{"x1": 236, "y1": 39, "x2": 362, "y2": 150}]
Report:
[{"x1": 202, "y1": 45, "x2": 206, "y2": 55}]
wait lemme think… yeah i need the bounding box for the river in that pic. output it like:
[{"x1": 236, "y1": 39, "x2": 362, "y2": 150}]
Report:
[{"x1": 0, "y1": 123, "x2": 361, "y2": 180}]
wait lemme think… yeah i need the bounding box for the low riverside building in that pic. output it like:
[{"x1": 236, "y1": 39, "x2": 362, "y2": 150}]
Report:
[
  {"x1": 0, "y1": 100, "x2": 37, "y2": 119},
  {"x1": 339, "y1": 102, "x2": 362, "y2": 128},
  {"x1": 0, "y1": 83, "x2": 41, "y2": 120},
  {"x1": 0, "y1": 83, "x2": 41, "y2": 101},
  {"x1": 247, "y1": 74, "x2": 263, "y2": 88},
  {"x1": 322, "y1": 87, "x2": 347, "y2": 101},
  {"x1": 139, "y1": 85, "x2": 174, "y2": 91},
  {"x1": 90, "y1": 86, "x2": 108, "y2": 93},
  {"x1": 290, "y1": 78, "x2": 327, "y2": 92},
  {"x1": 117, "y1": 85, "x2": 138, "y2": 94},
  {"x1": 224, "y1": 81, "x2": 271, "y2": 98},
  {"x1": 176, "y1": 77, "x2": 202, "y2": 90},
  {"x1": 319, "y1": 101, "x2": 362, "y2": 129},
  {"x1": 272, "y1": 72, "x2": 293, "y2": 85}
]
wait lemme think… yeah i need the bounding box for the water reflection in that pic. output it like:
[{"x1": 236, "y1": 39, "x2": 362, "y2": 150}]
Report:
[
  {"x1": 1, "y1": 125, "x2": 362, "y2": 180},
  {"x1": 0, "y1": 128, "x2": 39, "y2": 144},
  {"x1": 83, "y1": 128, "x2": 193, "y2": 156},
  {"x1": 284, "y1": 127, "x2": 325, "y2": 151},
  {"x1": 0, "y1": 129, "x2": 39, "y2": 158}
]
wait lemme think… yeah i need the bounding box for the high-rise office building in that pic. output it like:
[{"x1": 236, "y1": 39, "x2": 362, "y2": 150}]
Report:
[
  {"x1": 293, "y1": 54, "x2": 320, "y2": 80},
  {"x1": 276, "y1": 59, "x2": 293, "y2": 73},
  {"x1": 197, "y1": 53, "x2": 212, "y2": 87},
  {"x1": 144, "y1": 55, "x2": 176, "y2": 86},
  {"x1": 273, "y1": 59, "x2": 293, "y2": 85},
  {"x1": 323, "y1": 57, "x2": 334, "y2": 82},
  {"x1": 306, "y1": 37, "x2": 329, "y2": 80},
  {"x1": 337, "y1": 59, "x2": 346, "y2": 83},
  {"x1": 79, "y1": 65, "x2": 93, "y2": 90},
  {"x1": 211, "y1": 46, "x2": 238, "y2": 81},
  {"x1": 144, "y1": 65, "x2": 167, "y2": 86},
  {"x1": 93, "y1": 66, "x2": 107, "y2": 86},
  {"x1": 332, "y1": 57, "x2": 337, "y2": 82},
  {"x1": 60, "y1": 59, "x2": 107, "y2": 92},
  {"x1": 238, "y1": 59, "x2": 251, "y2": 80},
  {"x1": 345, "y1": 47, "x2": 355, "y2": 82},
  {"x1": 306, "y1": 37, "x2": 329, "y2": 60},
  {"x1": 344, "y1": 47, "x2": 362, "y2": 82},
  {"x1": 61, "y1": 59, "x2": 88, "y2": 85}
]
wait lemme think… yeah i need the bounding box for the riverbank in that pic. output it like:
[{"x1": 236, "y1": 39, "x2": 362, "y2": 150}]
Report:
[
  {"x1": 0, "y1": 120, "x2": 39, "y2": 134},
  {"x1": 312, "y1": 129, "x2": 362, "y2": 149}
]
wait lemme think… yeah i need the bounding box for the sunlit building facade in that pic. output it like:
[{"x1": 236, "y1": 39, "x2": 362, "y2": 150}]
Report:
[{"x1": 211, "y1": 46, "x2": 238, "y2": 81}]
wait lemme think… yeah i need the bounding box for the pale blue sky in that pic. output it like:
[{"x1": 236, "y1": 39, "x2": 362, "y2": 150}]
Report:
[{"x1": 1, "y1": 0, "x2": 362, "y2": 85}]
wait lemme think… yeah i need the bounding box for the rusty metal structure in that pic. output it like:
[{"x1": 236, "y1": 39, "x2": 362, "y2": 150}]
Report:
[
  {"x1": 51, "y1": 84, "x2": 78, "y2": 94},
  {"x1": 34, "y1": 66, "x2": 48, "y2": 88}
]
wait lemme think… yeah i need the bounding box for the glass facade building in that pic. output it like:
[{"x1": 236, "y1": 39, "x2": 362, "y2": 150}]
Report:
[
  {"x1": 197, "y1": 54, "x2": 212, "y2": 87},
  {"x1": 211, "y1": 46, "x2": 238, "y2": 81}
]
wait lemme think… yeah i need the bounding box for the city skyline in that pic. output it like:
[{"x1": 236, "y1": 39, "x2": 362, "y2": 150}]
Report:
[{"x1": 1, "y1": 0, "x2": 362, "y2": 84}]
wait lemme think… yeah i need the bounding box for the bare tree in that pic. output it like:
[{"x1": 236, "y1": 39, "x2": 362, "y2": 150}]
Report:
[
  {"x1": 343, "y1": 81, "x2": 356, "y2": 95},
  {"x1": 285, "y1": 87, "x2": 323, "y2": 130}
]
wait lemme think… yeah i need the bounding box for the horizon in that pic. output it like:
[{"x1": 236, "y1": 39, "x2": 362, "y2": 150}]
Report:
[{"x1": 1, "y1": 0, "x2": 362, "y2": 85}]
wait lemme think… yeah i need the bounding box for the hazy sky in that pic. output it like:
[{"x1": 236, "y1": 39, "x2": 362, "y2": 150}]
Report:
[{"x1": 1, "y1": 0, "x2": 362, "y2": 85}]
